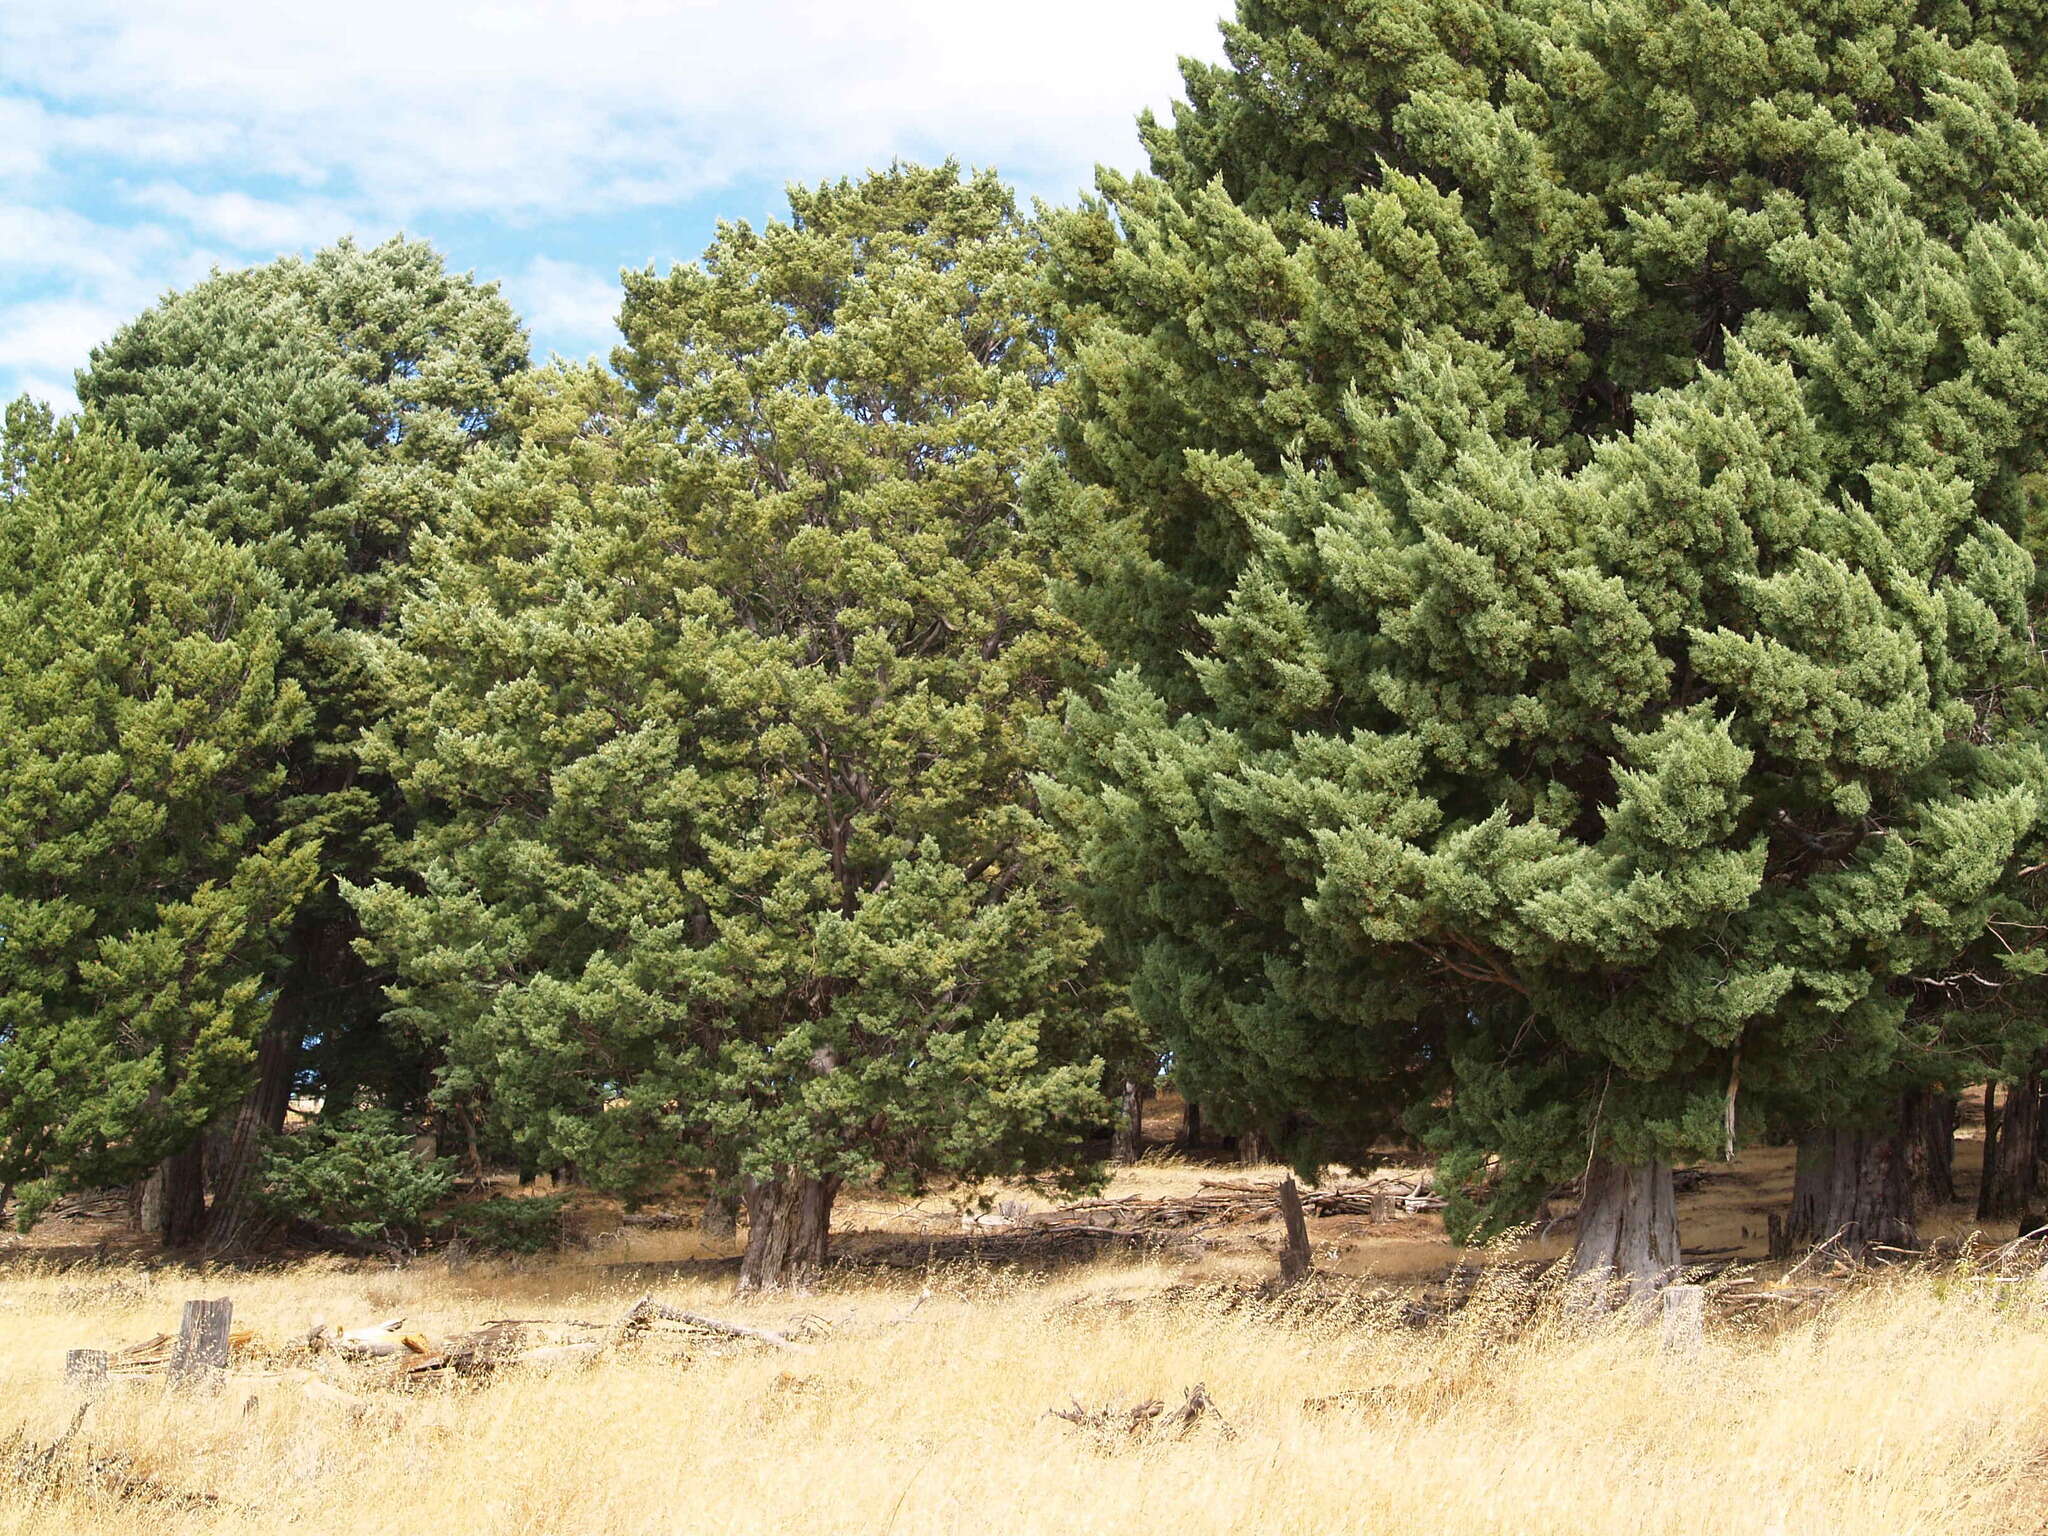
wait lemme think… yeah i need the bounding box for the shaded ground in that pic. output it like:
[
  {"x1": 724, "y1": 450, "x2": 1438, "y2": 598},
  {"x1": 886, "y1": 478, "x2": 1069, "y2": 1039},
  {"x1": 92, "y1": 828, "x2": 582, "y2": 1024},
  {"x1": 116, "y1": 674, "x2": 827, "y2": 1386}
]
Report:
[{"x1": 2, "y1": 1090, "x2": 2020, "y2": 1284}]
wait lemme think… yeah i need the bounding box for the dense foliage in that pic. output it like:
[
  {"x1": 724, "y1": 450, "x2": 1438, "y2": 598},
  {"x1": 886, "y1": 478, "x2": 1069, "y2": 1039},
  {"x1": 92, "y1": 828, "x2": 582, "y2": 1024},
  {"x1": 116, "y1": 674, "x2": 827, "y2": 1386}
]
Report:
[
  {"x1": 0, "y1": 404, "x2": 315, "y2": 1231},
  {"x1": 349, "y1": 166, "x2": 1115, "y2": 1287},
  {"x1": 256, "y1": 1110, "x2": 456, "y2": 1243},
  {"x1": 1041, "y1": 0, "x2": 2048, "y2": 1278},
  {"x1": 5, "y1": 2, "x2": 2047, "y2": 1288},
  {"x1": 61, "y1": 240, "x2": 527, "y2": 1243}
]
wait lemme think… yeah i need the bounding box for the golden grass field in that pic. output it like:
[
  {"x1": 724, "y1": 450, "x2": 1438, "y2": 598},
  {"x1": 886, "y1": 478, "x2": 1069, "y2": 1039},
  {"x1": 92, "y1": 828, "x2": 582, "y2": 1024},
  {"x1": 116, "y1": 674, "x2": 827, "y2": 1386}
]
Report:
[{"x1": 2, "y1": 1134, "x2": 2044, "y2": 1536}]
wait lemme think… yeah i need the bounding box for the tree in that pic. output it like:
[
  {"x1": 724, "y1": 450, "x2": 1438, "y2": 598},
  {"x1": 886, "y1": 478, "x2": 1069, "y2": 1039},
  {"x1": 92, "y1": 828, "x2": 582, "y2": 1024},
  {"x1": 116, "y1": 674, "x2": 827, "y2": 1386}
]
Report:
[
  {"x1": 1040, "y1": 0, "x2": 2048, "y2": 1291},
  {"x1": 75, "y1": 238, "x2": 527, "y2": 1243},
  {"x1": 0, "y1": 402, "x2": 316, "y2": 1238},
  {"x1": 351, "y1": 165, "x2": 1112, "y2": 1290}
]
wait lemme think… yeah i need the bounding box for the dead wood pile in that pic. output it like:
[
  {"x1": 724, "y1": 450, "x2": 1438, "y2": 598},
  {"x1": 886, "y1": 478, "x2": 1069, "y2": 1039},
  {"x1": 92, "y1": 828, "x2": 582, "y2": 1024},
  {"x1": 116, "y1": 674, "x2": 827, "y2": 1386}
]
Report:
[
  {"x1": 58, "y1": 1289, "x2": 812, "y2": 1419},
  {"x1": 988, "y1": 1175, "x2": 1444, "y2": 1238},
  {"x1": 1047, "y1": 1382, "x2": 1234, "y2": 1446}
]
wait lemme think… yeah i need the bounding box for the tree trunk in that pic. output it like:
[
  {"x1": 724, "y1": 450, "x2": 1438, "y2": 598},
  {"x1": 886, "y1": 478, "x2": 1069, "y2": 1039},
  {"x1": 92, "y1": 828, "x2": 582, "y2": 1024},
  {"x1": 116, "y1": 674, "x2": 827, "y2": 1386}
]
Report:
[
  {"x1": 738, "y1": 1173, "x2": 840, "y2": 1292},
  {"x1": 701, "y1": 1188, "x2": 738, "y2": 1240},
  {"x1": 200, "y1": 1015, "x2": 295, "y2": 1251},
  {"x1": 1236, "y1": 1128, "x2": 1275, "y2": 1166},
  {"x1": 1177, "y1": 1099, "x2": 1202, "y2": 1151},
  {"x1": 1902, "y1": 1088, "x2": 1956, "y2": 1208},
  {"x1": 1979, "y1": 1060, "x2": 2045, "y2": 1226},
  {"x1": 1277, "y1": 1176, "x2": 1311, "y2": 1285},
  {"x1": 1569, "y1": 1156, "x2": 1679, "y2": 1302},
  {"x1": 1781, "y1": 1125, "x2": 1915, "y2": 1257},
  {"x1": 155, "y1": 1141, "x2": 208, "y2": 1249},
  {"x1": 1112, "y1": 1079, "x2": 1146, "y2": 1164}
]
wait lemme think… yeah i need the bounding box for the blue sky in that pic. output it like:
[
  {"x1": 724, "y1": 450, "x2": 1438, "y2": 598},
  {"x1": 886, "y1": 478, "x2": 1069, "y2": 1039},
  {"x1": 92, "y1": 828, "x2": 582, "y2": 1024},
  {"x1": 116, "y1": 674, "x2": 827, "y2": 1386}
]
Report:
[{"x1": 1, "y1": 1, "x2": 1229, "y2": 411}]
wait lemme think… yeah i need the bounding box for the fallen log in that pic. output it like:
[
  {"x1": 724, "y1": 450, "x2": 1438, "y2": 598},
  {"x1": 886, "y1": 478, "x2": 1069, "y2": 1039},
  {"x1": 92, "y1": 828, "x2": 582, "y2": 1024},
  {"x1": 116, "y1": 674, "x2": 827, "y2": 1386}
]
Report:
[{"x1": 615, "y1": 1294, "x2": 806, "y2": 1352}]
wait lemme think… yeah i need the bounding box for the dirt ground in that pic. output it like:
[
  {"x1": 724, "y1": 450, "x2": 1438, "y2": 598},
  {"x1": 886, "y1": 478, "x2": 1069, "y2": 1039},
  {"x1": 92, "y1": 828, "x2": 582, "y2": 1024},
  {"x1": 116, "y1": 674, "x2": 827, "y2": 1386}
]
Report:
[{"x1": 5, "y1": 1092, "x2": 2019, "y2": 1286}]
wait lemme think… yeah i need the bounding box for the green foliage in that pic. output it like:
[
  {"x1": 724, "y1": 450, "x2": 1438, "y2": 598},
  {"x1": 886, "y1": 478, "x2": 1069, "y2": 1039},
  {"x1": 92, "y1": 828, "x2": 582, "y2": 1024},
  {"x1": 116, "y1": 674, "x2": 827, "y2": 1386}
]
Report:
[
  {"x1": 74, "y1": 237, "x2": 531, "y2": 1115},
  {"x1": 350, "y1": 165, "x2": 1115, "y2": 1225},
  {"x1": 1043, "y1": 0, "x2": 2048, "y2": 1227},
  {"x1": 256, "y1": 1110, "x2": 455, "y2": 1241},
  {"x1": 0, "y1": 402, "x2": 317, "y2": 1220},
  {"x1": 444, "y1": 1195, "x2": 570, "y2": 1254}
]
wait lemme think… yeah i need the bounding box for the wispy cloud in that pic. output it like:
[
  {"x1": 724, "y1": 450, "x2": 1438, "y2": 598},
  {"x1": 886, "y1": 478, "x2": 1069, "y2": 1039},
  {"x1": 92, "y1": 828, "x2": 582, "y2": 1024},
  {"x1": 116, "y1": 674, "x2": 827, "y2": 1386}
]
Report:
[
  {"x1": 510, "y1": 257, "x2": 624, "y2": 357},
  {"x1": 0, "y1": 0, "x2": 1227, "y2": 405}
]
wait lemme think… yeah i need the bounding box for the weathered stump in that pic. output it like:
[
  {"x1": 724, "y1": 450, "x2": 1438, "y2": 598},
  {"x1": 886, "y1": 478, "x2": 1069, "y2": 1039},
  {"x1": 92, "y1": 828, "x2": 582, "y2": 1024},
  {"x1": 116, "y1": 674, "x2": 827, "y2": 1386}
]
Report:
[
  {"x1": 1278, "y1": 1177, "x2": 1311, "y2": 1285},
  {"x1": 64, "y1": 1348, "x2": 109, "y2": 1394},
  {"x1": 169, "y1": 1297, "x2": 232, "y2": 1390},
  {"x1": 1659, "y1": 1285, "x2": 1705, "y2": 1356}
]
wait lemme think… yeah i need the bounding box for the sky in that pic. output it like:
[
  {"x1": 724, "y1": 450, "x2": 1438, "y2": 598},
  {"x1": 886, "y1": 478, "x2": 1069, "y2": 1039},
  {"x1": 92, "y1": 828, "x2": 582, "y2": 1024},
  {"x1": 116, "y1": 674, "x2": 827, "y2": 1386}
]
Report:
[{"x1": 0, "y1": 0, "x2": 1230, "y2": 412}]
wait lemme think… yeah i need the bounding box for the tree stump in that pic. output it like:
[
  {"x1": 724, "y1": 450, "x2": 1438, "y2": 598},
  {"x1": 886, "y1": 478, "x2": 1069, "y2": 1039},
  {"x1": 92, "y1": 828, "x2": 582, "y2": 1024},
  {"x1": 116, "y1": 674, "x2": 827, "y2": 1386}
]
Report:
[
  {"x1": 1278, "y1": 1177, "x2": 1311, "y2": 1285},
  {"x1": 169, "y1": 1297, "x2": 232, "y2": 1389},
  {"x1": 1659, "y1": 1285, "x2": 1705, "y2": 1355},
  {"x1": 64, "y1": 1348, "x2": 109, "y2": 1394}
]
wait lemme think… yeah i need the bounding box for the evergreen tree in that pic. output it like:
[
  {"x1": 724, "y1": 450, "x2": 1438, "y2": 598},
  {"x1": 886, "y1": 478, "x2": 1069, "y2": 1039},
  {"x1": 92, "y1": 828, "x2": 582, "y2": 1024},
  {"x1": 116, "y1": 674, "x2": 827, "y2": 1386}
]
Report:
[
  {"x1": 0, "y1": 402, "x2": 316, "y2": 1238},
  {"x1": 351, "y1": 165, "x2": 1112, "y2": 1289},
  {"x1": 75, "y1": 238, "x2": 526, "y2": 1242},
  {"x1": 1043, "y1": 0, "x2": 2048, "y2": 1288}
]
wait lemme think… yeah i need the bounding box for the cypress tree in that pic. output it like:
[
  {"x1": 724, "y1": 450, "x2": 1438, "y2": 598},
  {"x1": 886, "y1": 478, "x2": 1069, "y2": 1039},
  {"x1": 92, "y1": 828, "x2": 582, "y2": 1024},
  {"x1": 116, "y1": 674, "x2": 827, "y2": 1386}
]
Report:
[
  {"x1": 1043, "y1": 0, "x2": 2048, "y2": 1288},
  {"x1": 352, "y1": 165, "x2": 1113, "y2": 1289},
  {"x1": 0, "y1": 402, "x2": 316, "y2": 1236},
  {"x1": 75, "y1": 238, "x2": 526, "y2": 1242}
]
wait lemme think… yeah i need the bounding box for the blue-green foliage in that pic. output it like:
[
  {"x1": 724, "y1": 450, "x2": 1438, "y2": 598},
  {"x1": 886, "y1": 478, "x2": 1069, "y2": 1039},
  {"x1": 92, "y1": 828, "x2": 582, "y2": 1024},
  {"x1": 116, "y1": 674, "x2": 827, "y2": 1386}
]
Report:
[
  {"x1": 1042, "y1": 0, "x2": 2048, "y2": 1231},
  {"x1": 256, "y1": 1110, "x2": 455, "y2": 1241}
]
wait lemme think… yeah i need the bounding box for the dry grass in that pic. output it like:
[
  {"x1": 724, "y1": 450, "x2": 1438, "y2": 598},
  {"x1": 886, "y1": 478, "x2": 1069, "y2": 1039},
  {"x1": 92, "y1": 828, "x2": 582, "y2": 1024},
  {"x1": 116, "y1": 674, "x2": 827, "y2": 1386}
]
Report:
[{"x1": 1, "y1": 1243, "x2": 2044, "y2": 1536}]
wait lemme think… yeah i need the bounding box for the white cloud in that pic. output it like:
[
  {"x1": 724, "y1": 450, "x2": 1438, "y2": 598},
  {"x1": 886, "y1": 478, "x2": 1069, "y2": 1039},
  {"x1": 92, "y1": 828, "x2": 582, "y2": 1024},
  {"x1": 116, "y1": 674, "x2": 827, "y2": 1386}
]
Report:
[
  {"x1": 509, "y1": 257, "x2": 622, "y2": 358},
  {"x1": 1, "y1": 1, "x2": 1227, "y2": 219},
  {"x1": 127, "y1": 186, "x2": 357, "y2": 253},
  {"x1": 5, "y1": 373, "x2": 79, "y2": 414},
  {"x1": 0, "y1": 1, "x2": 1228, "y2": 405},
  {"x1": 0, "y1": 295, "x2": 135, "y2": 376}
]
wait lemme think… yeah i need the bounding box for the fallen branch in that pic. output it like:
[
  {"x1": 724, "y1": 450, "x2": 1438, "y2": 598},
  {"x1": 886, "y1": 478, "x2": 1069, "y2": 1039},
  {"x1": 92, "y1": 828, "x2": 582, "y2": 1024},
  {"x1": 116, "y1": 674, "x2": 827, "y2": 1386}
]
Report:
[{"x1": 615, "y1": 1294, "x2": 807, "y2": 1352}]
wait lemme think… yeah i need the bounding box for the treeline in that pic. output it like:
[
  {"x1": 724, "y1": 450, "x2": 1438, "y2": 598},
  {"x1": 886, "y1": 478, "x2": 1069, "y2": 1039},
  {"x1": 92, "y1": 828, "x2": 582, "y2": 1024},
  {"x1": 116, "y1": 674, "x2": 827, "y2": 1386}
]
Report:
[{"x1": 7, "y1": 0, "x2": 2048, "y2": 1293}]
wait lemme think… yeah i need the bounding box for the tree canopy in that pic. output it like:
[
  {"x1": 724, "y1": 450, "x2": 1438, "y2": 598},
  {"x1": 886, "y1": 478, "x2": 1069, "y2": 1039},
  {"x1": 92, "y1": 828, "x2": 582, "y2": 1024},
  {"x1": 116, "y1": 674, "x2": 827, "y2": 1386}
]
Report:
[
  {"x1": 0, "y1": 402, "x2": 315, "y2": 1233},
  {"x1": 1042, "y1": 0, "x2": 2048, "y2": 1285},
  {"x1": 350, "y1": 165, "x2": 1115, "y2": 1287}
]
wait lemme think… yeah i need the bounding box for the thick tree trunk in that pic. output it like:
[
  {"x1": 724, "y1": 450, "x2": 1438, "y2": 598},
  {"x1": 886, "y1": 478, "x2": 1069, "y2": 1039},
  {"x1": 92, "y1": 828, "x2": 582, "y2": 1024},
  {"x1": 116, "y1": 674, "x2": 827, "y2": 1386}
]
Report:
[
  {"x1": 1236, "y1": 1128, "x2": 1275, "y2": 1166},
  {"x1": 155, "y1": 1142, "x2": 208, "y2": 1249},
  {"x1": 1781, "y1": 1125, "x2": 1915, "y2": 1257},
  {"x1": 1177, "y1": 1099, "x2": 1202, "y2": 1151},
  {"x1": 200, "y1": 1016, "x2": 295, "y2": 1251},
  {"x1": 1112, "y1": 1079, "x2": 1146, "y2": 1164},
  {"x1": 1569, "y1": 1157, "x2": 1679, "y2": 1301},
  {"x1": 738, "y1": 1173, "x2": 840, "y2": 1292},
  {"x1": 701, "y1": 1188, "x2": 738, "y2": 1240},
  {"x1": 1902, "y1": 1088, "x2": 1957, "y2": 1208},
  {"x1": 1979, "y1": 1061, "x2": 2045, "y2": 1225}
]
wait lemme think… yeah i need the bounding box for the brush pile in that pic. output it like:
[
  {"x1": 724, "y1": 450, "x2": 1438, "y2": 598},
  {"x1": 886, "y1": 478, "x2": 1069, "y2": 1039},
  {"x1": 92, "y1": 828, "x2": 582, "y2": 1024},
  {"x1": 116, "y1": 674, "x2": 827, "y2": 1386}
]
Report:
[{"x1": 987, "y1": 1176, "x2": 1445, "y2": 1239}]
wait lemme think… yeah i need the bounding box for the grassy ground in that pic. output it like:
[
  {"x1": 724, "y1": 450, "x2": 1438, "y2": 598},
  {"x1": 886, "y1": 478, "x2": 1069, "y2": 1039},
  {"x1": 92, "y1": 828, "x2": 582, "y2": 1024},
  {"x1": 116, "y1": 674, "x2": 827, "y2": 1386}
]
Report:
[
  {"x1": 2, "y1": 1246, "x2": 2045, "y2": 1535},
  {"x1": 1, "y1": 1096, "x2": 2036, "y2": 1536}
]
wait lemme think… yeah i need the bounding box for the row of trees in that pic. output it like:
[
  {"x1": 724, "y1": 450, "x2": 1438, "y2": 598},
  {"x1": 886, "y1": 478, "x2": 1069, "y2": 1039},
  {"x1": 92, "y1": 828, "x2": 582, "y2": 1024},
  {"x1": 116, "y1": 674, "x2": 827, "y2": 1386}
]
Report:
[{"x1": 6, "y1": 0, "x2": 2048, "y2": 1290}]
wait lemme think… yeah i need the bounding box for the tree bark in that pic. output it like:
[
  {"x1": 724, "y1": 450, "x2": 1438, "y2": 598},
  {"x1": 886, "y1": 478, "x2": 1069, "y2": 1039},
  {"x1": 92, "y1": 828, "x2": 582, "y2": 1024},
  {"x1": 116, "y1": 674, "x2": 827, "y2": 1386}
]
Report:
[
  {"x1": 738, "y1": 1173, "x2": 840, "y2": 1292},
  {"x1": 1112, "y1": 1079, "x2": 1147, "y2": 1164},
  {"x1": 1236, "y1": 1128, "x2": 1275, "y2": 1166},
  {"x1": 155, "y1": 1141, "x2": 208, "y2": 1249},
  {"x1": 701, "y1": 1188, "x2": 738, "y2": 1240},
  {"x1": 1176, "y1": 1099, "x2": 1202, "y2": 1151},
  {"x1": 1781, "y1": 1125, "x2": 1915, "y2": 1257},
  {"x1": 1277, "y1": 1176, "x2": 1311, "y2": 1285},
  {"x1": 1569, "y1": 1156, "x2": 1679, "y2": 1301},
  {"x1": 1981, "y1": 1079, "x2": 2000, "y2": 1190},
  {"x1": 1902, "y1": 1088, "x2": 1957, "y2": 1208},
  {"x1": 200, "y1": 1015, "x2": 295, "y2": 1251},
  {"x1": 1979, "y1": 1060, "x2": 2045, "y2": 1225}
]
